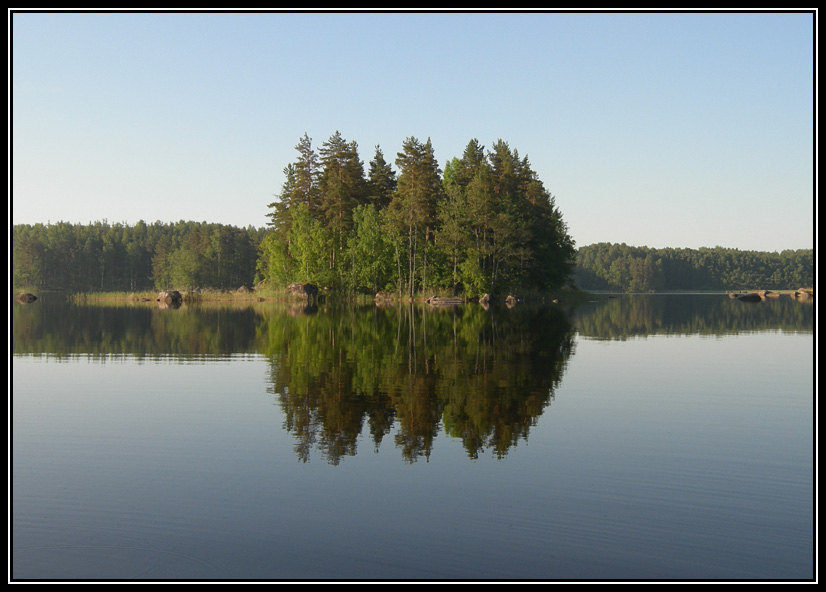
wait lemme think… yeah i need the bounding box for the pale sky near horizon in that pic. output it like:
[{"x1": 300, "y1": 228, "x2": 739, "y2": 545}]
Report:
[{"x1": 10, "y1": 10, "x2": 816, "y2": 253}]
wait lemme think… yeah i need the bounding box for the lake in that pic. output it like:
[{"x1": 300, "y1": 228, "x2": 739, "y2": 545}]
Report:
[{"x1": 11, "y1": 293, "x2": 815, "y2": 581}]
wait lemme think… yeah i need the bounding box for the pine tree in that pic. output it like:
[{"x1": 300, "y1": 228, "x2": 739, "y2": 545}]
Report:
[
  {"x1": 318, "y1": 131, "x2": 367, "y2": 262},
  {"x1": 391, "y1": 137, "x2": 443, "y2": 297},
  {"x1": 292, "y1": 133, "x2": 321, "y2": 216},
  {"x1": 267, "y1": 163, "x2": 297, "y2": 236}
]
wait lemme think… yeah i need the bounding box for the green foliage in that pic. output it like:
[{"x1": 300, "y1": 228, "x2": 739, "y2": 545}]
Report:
[
  {"x1": 288, "y1": 203, "x2": 334, "y2": 286},
  {"x1": 575, "y1": 243, "x2": 814, "y2": 292},
  {"x1": 261, "y1": 133, "x2": 578, "y2": 298},
  {"x1": 346, "y1": 204, "x2": 395, "y2": 293},
  {"x1": 390, "y1": 136, "x2": 444, "y2": 297},
  {"x1": 12, "y1": 220, "x2": 263, "y2": 292},
  {"x1": 366, "y1": 146, "x2": 397, "y2": 209},
  {"x1": 256, "y1": 231, "x2": 294, "y2": 286}
]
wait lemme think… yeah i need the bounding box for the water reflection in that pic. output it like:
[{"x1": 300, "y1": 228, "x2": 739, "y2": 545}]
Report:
[
  {"x1": 570, "y1": 293, "x2": 813, "y2": 339},
  {"x1": 11, "y1": 296, "x2": 264, "y2": 358},
  {"x1": 11, "y1": 293, "x2": 813, "y2": 464},
  {"x1": 259, "y1": 303, "x2": 574, "y2": 463}
]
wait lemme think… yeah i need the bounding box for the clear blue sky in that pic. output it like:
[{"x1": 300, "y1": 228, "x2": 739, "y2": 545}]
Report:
[{"x1": 10, "y1": 10, "x2": 816, "y2": 252}]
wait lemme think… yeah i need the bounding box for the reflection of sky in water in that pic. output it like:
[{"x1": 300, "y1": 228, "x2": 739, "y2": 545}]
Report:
[
  {"x1": 548, "y1": 332, "x2": 812, "y2": 468},
  {"x1": 13, "y1": 355, "x2": 285, "y2": 455}
]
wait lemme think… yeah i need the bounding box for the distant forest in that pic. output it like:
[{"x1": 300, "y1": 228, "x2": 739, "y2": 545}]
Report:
[
  {"x1": 12, "y1": 220, "x2": 266, "y2": 293},
  {"x1": 10, "y1": 131, "x2": 813, "y2": 295},
  {"x1": 576, "y1": 242, "x2": 813, "y2": 292}
]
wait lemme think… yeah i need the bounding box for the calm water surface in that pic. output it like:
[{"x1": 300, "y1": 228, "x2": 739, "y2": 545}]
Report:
[{"x1": 11, "y1": 294, "x2": 814, "y2": 581}]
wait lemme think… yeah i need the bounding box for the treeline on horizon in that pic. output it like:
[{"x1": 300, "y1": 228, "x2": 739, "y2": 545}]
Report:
[
  {"x1": 576, "y1": 242, "x2": 813, "y2": 292},
  {"x1": 12, "y1": 219, "x2": 266, "y2": 293}
]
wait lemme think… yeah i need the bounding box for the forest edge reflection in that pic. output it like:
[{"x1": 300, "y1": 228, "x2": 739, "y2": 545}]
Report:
[{"x1": 12, "y1": 294, "x2": 813, "y2": 464}]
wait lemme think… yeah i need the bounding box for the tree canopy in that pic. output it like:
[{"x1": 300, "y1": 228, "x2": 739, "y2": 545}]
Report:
[{"x1": 262, "y1": 133, "x2": 577, "y2": 297}]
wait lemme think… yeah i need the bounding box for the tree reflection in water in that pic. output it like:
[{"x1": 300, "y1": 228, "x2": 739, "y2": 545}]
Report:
[{"x1": 259, "y1": 302, "x2": 575, "y2": 464}]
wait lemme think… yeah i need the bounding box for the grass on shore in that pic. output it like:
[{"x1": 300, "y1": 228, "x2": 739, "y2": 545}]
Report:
[{"x1": 61, "y1": 285, "x2": 594, "y2": 305}]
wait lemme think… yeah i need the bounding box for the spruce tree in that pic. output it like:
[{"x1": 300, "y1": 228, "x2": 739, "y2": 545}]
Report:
[{"x1": 366, "y1": 146, "x2": 397, "y2": 210}]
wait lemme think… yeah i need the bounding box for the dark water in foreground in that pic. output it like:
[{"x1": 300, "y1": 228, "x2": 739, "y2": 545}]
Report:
[{"x1": 11, "y1": 293, "x2": 814, "y2": 581}]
